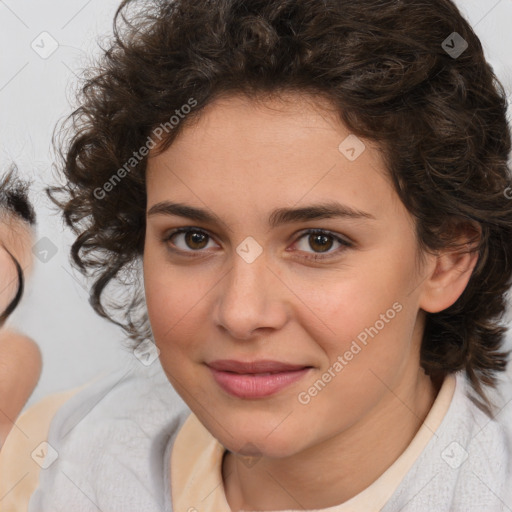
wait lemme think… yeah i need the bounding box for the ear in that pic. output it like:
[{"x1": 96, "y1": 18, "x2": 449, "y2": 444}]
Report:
[{"x1": 419, "y1": 222, "x2": 480, "y2": 314}]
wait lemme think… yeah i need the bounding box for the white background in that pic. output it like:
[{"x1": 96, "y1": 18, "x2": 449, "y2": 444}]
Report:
[{"x1": 0, "y1": 0, "x2": 511, "y2": 408}]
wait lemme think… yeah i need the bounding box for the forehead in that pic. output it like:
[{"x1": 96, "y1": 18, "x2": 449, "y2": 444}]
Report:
[
  {"x1": 164, "y1": 91, "x2": 350, "y2": 157},
  {"x1": 145, "y1": 92, "x2": 401, "y2": 223}
]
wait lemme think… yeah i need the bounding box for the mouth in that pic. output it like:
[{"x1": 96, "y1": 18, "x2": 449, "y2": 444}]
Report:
[
  {"x1": 207, "y1": 359, "x2": 310, "y2": 373},
  {"x1": 206, "y1": 360, "x2": 313, "y2": 399}
]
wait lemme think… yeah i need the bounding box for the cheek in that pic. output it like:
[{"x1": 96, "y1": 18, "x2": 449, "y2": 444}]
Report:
[
  {"x1": 143, "y1": 252, "x2": 215, "y2": 359},
  {"x1": 288, "y1": 251, "x2": 420, "y2": 392},
  {"x1": 287, "y1": 258, "x2": 414, "y2": 343},
  {"x1": 294, "y1": 286, "x2": 416, "y2": 426}
]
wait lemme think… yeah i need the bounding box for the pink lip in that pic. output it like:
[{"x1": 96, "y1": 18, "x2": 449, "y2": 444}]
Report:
[{"x1": 207, "y1": 359, "x2": 312, "y2": 399}]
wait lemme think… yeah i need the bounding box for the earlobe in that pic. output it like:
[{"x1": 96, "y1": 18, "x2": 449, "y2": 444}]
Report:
[{"x1": 419, "y1": 244, "x2": 479, "y2": 314}]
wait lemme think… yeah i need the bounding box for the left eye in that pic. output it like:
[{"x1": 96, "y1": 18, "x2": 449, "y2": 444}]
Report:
[{"x1": 292, "y1": 229, "x2": 352, "y2": 260}]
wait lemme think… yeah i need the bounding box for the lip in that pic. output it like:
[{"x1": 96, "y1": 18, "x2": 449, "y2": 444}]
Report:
[{"x1": 207, "y1": 359, "x2": 312, "y2": 399}]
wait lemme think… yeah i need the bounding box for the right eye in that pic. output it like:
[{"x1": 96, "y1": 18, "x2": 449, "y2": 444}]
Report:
[{"x1": 163, "y1": 227, "x2": 219, "y2": 255}]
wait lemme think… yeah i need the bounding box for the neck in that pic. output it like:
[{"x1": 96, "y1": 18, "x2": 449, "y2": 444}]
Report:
[{"x1": 222, "y1": 367, "x2": 440, "y2": 511}]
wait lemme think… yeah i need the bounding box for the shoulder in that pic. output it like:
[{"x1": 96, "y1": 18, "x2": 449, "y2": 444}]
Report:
[
  {"x1": 0, "y1": 386, "x2": 82, "y2": 512},
  {"x1": 383, "y1": 371, "x2": 512, "y2": 512},
  {"x1": 29, "y1": 360, "x2": 190, "y2": 512}
]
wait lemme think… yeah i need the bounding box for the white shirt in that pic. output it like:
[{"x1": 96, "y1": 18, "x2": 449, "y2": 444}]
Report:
[{"x1": 26, "y1": 359, "x2": 512, "y2": 512}]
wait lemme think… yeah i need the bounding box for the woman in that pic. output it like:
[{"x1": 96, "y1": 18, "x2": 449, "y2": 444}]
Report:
[{"x1": 3, "y1": 0, "x2": 512, "y2": 510}]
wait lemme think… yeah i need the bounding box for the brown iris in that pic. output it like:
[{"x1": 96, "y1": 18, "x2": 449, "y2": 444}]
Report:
[
  {"x1": 185, "y1": 230, "x2": 209, "y2": 250},
  {"x1": 308, "y1": 233, "x2": 333, "y2": 253}
]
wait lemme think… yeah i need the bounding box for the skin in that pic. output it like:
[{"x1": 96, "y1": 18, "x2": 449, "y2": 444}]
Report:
[
  {"x1": 143, "y1": 92, "x2": 478, "y2": 510},
  {"x1": 0, "y1": 214, "x2": 41, "y2": 449},
  {"x1": 0, "y1": 214, "x2": 35, "y2": 314},
  {"x1": 0, "y1": 329, "x2": 42, "y2": 448}
]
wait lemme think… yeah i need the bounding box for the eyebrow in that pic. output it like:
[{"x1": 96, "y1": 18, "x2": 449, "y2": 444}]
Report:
[{"x1": 147, "y1": 200, "x2": 375, "y2": 229}]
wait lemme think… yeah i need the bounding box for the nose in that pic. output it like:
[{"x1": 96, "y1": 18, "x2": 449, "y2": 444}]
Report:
[{"x1": 213, "y1": 245, "x2": 289, "y2": 340}]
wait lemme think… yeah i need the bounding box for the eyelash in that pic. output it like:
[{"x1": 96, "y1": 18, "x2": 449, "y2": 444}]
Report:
[{"x1": 162, "y1": 227, "x2": 353, "y2": 261}]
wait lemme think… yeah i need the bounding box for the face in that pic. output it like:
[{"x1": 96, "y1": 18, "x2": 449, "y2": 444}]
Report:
[{"x1": 143, "y1": 92, "x2": 434, "y2": 458}]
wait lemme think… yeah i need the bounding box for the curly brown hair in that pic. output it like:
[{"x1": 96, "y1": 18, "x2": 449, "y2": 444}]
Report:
[{"x1": 48, "y1": 0, "x2": 512, "y2": 414}]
